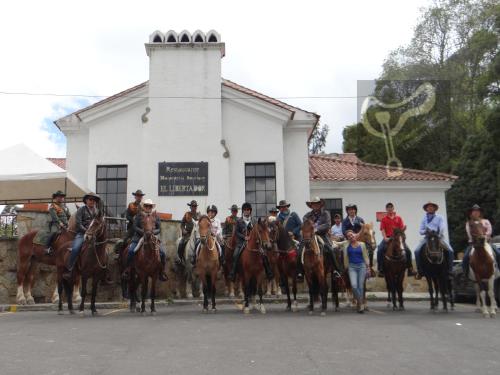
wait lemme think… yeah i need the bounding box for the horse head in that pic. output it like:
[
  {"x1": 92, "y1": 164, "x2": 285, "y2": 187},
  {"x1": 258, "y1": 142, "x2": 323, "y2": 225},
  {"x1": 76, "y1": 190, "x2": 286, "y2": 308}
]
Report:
[
  {"x1": 141, "y1": 212, "x2": 157, "y2": 247},
  {"x1": 389, "y1": 228, "x2": 406, "y2": 257},
  {"x1": 252, "y1": 218, "x2": 272, "y2": 251},
  {"x1": 85, "y1": 216, "x2": 106, "y2": 244},
  {"x1": 198, "y1": 215, "x2": 212, "y2": 246},
  {"x1": 469, "y1": 220, "x2": 486, "y2": 249},
  {"x1": 301, "y1": 219, "x2": 319, "y2": 254},
  {"x1": 361, "y1": 223, "x2": 376, "y2": 250}
]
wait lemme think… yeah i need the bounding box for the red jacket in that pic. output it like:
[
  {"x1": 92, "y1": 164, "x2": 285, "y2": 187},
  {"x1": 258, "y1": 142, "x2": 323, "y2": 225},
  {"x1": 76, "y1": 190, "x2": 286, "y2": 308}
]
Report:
[{"x1": 380, "y1": 214, "x2": 405, "y2": 238}]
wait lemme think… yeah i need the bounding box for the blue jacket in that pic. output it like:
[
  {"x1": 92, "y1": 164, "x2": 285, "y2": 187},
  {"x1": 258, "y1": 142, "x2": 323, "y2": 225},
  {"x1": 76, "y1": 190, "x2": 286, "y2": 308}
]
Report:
[
  {"x1": 341, "y1": 215, "x2": 365, "y2": 236},
  {"x1": 277, "y1": 210, "x2": 302, "y2": 240}
]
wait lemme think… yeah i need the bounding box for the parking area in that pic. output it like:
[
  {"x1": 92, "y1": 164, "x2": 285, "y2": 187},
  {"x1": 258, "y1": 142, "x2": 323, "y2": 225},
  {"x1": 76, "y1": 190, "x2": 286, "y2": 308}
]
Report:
[{"x1": 1, "y1": 300, "x2": 499, "y2": 375}]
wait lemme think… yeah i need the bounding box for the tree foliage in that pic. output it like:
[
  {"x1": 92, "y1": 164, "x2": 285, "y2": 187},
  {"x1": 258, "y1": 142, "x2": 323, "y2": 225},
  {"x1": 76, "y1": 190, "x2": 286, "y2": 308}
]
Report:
[{"x1": 309, "y1": 123, "x2": 330, "y2": 154}]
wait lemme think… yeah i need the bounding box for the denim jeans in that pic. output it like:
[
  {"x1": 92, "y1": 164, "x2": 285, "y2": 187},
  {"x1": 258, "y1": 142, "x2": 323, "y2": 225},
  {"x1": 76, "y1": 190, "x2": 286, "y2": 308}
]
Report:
[
  {"x1": 376, "y1": 240, "x2": 386, "y2": 271},
  {"x1": 69, "y1": 233, "x2": 85, "y2": 267},
  {"x1": 414, "y1": 238, "x2": 454, "y2": 273},
  {"x1": 348, "y1": 263, "x2": 366, "y2": 300}
]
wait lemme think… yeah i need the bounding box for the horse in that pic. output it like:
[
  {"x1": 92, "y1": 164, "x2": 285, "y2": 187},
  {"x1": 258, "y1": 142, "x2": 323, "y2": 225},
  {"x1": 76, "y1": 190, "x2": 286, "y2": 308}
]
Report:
[
  {"x1": 196, "y1": 215, "x2": 220, "y2": 313},
  {"x1": 129, "y1": 212, "x2": 163, "y2": 315},
  {"x1": 239, "y1": 218, "x2": 272, "y2": 314},
  {"x1": 383, "y1": 228, "x2": 407, "y2": 311},
  {"x1": 222, "y1": 231, "x2": 243, "y2": 298},
  {"x1": 301, "y1": 220, "x2": 328, "y2": 315},
  {"x1": 174, "y1": 214, "x2": 200, "y2": 298},
  {"x1": 419, "y1": 230, "x2": 453, "y2": 312},
  {"x1": 468, "y1": 220, "x2": 498, "y2": 318},
  {"x1": 269, "y1": 220, "x2": 298, "y2": 312},
  {"x1": 265, "y1": 224, "x2": 282, "y2": 298},
  {"x1": 16, "y1": 215, "x2": 81, "y2": 307},
  {"x1": 69, "y1": 215, "x2": 108, "y2": 316}
]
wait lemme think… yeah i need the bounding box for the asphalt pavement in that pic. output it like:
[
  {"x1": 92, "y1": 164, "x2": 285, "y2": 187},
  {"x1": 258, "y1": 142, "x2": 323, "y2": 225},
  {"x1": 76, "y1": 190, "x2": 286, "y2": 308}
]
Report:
[{"x1": 0, "y1": 300, "x2": 499, "y2": 375}]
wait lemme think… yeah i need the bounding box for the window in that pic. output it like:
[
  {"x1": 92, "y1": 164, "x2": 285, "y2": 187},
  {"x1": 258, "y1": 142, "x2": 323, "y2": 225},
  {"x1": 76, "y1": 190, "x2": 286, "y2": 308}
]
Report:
[
  {"x1": 245, "y1": 163, "x2": 276, "y2": 218},
  {"x1": 324, "y1": 199, "x2": 343, "y2": 220},
  {"x1": 96, "y1": 165, "x2": 127, "y2": 217}
]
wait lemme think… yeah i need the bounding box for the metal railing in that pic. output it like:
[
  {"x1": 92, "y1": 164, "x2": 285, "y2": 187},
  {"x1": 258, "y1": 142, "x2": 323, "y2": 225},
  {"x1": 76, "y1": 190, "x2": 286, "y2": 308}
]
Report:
[
  {"x1": 0, "y1": 214, "x2": 18, "y2": 238},
  {"x1": 104, "y1": 216, "x2": 127, "y2": 240}
]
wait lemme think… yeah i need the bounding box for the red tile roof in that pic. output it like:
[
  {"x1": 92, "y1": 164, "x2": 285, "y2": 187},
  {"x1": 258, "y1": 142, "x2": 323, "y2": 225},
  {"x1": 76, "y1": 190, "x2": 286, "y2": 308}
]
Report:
[
  {"x1": 47, "y1": 158, "x2": 66, "y2": 169},
  {"x1": 309, "y1": 154, "x2": 457, "y2": 182}
]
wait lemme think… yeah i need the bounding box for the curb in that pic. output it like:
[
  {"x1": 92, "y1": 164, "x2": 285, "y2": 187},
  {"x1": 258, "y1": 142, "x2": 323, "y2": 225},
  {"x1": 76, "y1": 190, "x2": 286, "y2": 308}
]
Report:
[{"x1": 0, "y1": 294, "x2": 430, "y2": 312}]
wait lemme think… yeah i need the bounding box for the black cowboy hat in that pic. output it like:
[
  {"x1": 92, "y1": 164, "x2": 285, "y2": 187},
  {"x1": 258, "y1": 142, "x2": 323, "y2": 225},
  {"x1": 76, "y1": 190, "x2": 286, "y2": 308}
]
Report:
[
  {"x1": 269, "y1": 207, "x2": 279, "y2": 213},
  {"x1": 467, "y1": 204, "x2": 483, "y2": 217},
  {"x1": 187, "y1": 200, "x2": 198, "y2": 207},
  {"x1": 423, "y1": 201, "x2": 439, "y2": 211},
  {"x1": 242, "y1": 202, "x2": 252, "y2": 211},
  {"x1": 306, "y1": 197, "x2": 324, "y2": 208},
  {"x1": 345, "y1": 203, "x2": 358, "y2": 212},
  {"x1": 229, "y1": 204, "x2": 239, "y2": 211},
  {"x1": 83, "y1": 192, "x2": 100, "y2": 203},
  {"x1": 132, "y1": 189, "x2": 145, "y2": 196},
  {"x1": 385, "y1": 202, "x2": 394, "y2": 208},
  {"x1": 207, "y1": 205, "x2": 218, "y2": 213},
  {"x1": 276, "y1": 199, "x2": 291, "y2": 209},
  {"x1": 52, "y1": 190, "x2": 66, "y2": 198}
]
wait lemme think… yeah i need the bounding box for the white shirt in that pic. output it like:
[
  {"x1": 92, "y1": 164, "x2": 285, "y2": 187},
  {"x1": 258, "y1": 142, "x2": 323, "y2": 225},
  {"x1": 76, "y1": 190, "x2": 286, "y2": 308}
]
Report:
[{"x1": 210, "y1": 217, "x2": 223, "y2": 243}]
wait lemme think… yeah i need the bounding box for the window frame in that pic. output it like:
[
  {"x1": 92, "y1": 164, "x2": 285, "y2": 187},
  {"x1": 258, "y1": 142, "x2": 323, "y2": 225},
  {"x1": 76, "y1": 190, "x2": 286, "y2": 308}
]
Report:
[
  {"x1": 244, "y1": 162, "x2": 277, "y2": 219},
  {"x1": 95, "y1": 164, "x2": 128, "y2": 217},
  {"x1": 323, "y1": 198, "x2": 343, "y2": 220}
]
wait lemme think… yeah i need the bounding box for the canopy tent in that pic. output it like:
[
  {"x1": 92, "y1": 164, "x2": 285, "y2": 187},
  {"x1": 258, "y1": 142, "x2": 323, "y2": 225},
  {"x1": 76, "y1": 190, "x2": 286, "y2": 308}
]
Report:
[{"x1": 0, "y1": 144, "x2": 89, "y2": 204}]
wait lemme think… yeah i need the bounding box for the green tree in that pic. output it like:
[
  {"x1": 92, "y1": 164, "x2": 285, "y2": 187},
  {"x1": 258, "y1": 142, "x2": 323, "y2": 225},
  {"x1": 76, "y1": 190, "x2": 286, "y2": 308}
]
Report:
[{"x1": 309, "y1": 123, "x2": 330, "y2": 154}]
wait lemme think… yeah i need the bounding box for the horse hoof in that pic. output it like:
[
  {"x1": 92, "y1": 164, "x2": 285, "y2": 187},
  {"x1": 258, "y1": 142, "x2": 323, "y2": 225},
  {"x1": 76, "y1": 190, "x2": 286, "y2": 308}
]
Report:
[
  {"x1": 73, "y1": 296, "x2": 82, "y2": 304},
  {"x1": 91, "y1": 311, "x2": 98, "y2": 317},
  {"x1": 259, "y1": 306, "x2": 266, "y2": 315},
  {"x1": 136, "y1": 307, "x2": 141, "y2": 313},
  {"x1": 187, "y1": 293, "x2": 194, "y2": 299},
  {"x1": 393, "y1": 306, "x2": 397, "y2": 311},
  {"x1": 211, "y1": 308, "x2": 217, "y2": 314},
  {"x1": 17, "y1": 297, "x2": 26, "y2": 305},
  {"x1": 202, "y1": 308, "x2": 208, "y2": 314},
  {"x1": 490, "y1": 312, "x2": 496, "y2": 318},
  {"x1": 229, "y1": 293, "x2": 235, "y2": 298},
  {"x1": 57, "y1": 310, "x2": 64, "y2": 315},
  {"x1": 243, "y1": 307, "x2": 250, "y2": 314},
  {"x1": 26, "y1": 297, "x2": 35, "y2": 305},
  {"x1": 276, "y1": 291, "x2": 282, "y2": 297},
  {"x1": 69, "y1": 309, "x2": 76, "y2": 315},
  {"x1": 286, "y1": 305, "x2": 291, "y2": 312},
  {"x1": 79, "y1": 310, "x2": 84, "y2": 317},
  {"x1": 320, "y1": 311, "x2": 326, "y2": 317},
  {"x1": 483, "y1": 312, "x2": 490, "y2": 318}
]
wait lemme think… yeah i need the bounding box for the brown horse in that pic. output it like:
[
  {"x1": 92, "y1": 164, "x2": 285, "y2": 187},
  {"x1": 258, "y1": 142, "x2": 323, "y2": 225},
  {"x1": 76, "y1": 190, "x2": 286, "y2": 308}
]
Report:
[
  {"x1": 68, "y1": 215, "x2": 108, "y2": 316},
  {"x1": 469, "y1": 220, "x2": 497, "y2": 318},
  {"x1": 239, "y1": 218, "x2": 272, "y2": 314},
  {"x1": 196, "y1": 215, "x2": 220, "y2": 312},
  {"x1": 17, "y1": 215, "x2": 80, "y2": 308},
  {"x1": 269, "y1": 220, "x2": 298, "y2": 311},
  {"x1": 130, "y1": 212, "x2": 162, "y2": 315},
  {"x1": 222, "y1": 231, "x2": 243, "y2": 298},
  {"x1": 383, "y1": 228, "x2": 407, "y2": 311},
  {"x1": 301, "y1": 220, "x2": 328, "y2": 315}
]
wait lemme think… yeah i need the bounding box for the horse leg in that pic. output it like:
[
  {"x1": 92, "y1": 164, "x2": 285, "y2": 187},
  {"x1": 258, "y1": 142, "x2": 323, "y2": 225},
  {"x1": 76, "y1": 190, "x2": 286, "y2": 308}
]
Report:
[
  {"x1": 479, "y1": 282, "x2": 489, "y2": 318},
  {"x1": 243, "y1": 279, "x2": 250, "y2": 314},
  {"x1": 79, "y1": 276, "x2": 87, "y2": 314},
  {"x1": 473, "y1": 282, "x2": 482, "y2": 313},
  {"x1": 201, "y1": 274, "x2": 208, "y2": 312},
  {"x1": 150, "y1": 277, "x2": 156, "y2": 315},
  {"x1": 91, "y1": 277, "x2": 99, "y2": 316},
  {"x1": 57, "y1": 277, "x2": 64, "y2": 315},
  {"x1": 320, "y1": 278, "x2": 327, "y2": 316},
  {"x1": 129, "y1": 275, "x2": 136, "y2": 313},
  {"x1": 440, "y1": 275, "x2": 448, "y2": 312},
  {"x1": 426, "y1": 277, "x2": 435, "y2": 310},
  {"x1": 308, "y1": 283, "x2": 314, "y2": 314},
  {"x1": 487, "y1": 277, "x2": 497, "y2": 317},
  {"x1": 23, "y1": 261, "x2": 36, "y2": 305},
  {"x1": 16, "y1": 254, "x2": 31, "y2": 305},
  {"x1": 258, "y1": 280, "x2": 266, "y2": 314},
  {"x1": 73, "y1": 278, "x2": 82, "y2": 304},
  {"x1": 398, "y1": 275, "x2": 405, "y2": 311},
  {"x1": 332, "y1": 273, "x2": 339, "y2": 312},
  {"x1": 141, "y1": 277, "x2": 148, "y2": 315},
  {"x1": 64, "y1": 277, "x2": 74, "y2": 314}
]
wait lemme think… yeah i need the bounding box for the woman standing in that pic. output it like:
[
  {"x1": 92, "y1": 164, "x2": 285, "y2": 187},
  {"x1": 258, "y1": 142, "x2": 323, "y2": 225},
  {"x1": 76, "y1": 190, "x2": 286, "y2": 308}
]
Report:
[{"x1": 334, "y1": 230, "x2": 370, "y2": 313}]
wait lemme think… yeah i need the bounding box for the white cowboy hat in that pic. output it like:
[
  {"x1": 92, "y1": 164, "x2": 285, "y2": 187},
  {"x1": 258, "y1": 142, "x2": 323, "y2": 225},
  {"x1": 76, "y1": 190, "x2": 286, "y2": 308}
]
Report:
[
  {"x1": 142, "y1": 198, "x2": 155, "y2": 207},
  {"x1": 306, "y1": 196, "x2": 324, "y2": 208}
]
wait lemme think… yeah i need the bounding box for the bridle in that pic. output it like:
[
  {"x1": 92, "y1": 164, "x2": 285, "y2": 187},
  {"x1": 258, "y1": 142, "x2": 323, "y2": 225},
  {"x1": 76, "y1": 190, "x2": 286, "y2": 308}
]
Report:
[
  {"x1": 199, "y1": 217, "x2": 216, "y2": 252},
  {"x1": 84, "y1": 217, "x2": 107, "y2": 269},
  {"x1": 424, "y1": 231, "x2": 444, "y2": 265}
]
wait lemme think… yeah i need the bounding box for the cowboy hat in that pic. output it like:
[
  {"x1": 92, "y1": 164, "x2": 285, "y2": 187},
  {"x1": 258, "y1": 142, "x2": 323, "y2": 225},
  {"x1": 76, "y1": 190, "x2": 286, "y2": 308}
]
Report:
[
  {"x1": 229, "y1": 204, "x2": 239, "y2": 211},
  {"x1": 467, "y1": 204, "x2": 483, "y2": 217},
  {"x1": 132, "y1": 189, "x2": 145, "y2": 196},
  {"x1": 269, "y1": 207, "x2": 279, "y2": 213},
  {"x1": 345, "y1": 203, "x2": 358, "y2": 212},
  {"x1": 187, "y1": 200, "x2": 198, "y2": 207},
  {"x1": 83, "y1": 192, "x2": 100, "y2": 203},
  {"x1": 306, "y1": 197, "x2": 324, "y2": 208},
  {"x1": 276, "y1": 199, "x2": 291, "y2": 209},
  {"x1": 142, "y1": 198, "x2": 155, "y2": 207},
  {"x1": 52, "y1": 190, "x2": 66, "y2": 198},
  {"x1": 423, "y1": 202, "x2": 439, "y2": 211}
]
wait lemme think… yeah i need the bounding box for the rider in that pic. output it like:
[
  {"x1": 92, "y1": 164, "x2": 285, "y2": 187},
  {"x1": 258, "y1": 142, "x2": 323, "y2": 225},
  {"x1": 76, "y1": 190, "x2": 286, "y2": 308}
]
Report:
[
  {"x1": 276, "y1": 199, "x2": 302, "y2": 243},
  {"x1": 63, "y1": 192, "x2": 100, "y2": 280},
  {"x1": 342, "y1": 204, "x2": 365, "y2": 237},
  {"x1": 297, "y1": 197, "x2": 340, "y2": 280},
  {"x1": 228, "y1": 202, "x2": 274, "y2": 281},
  {"x1": 330, "y1": 214, "x2": 344, "y2": 241},
  {"x1": 192, "y1": 205, "x2": 224, "y2": 266},
  {"x1": 376, "y1": 202, "x2": 416, "y2": 277},
  {"x1": 268, "y1": 207, "x2": 279, "y2": 219},
  {"x1": 414, "y1": 202, "x2": 455, "y2": 279},
  {"x1": 222, "y1": 204, "x2": 239, "y2": 239},
  {"x1": 122, "y1": 199, "x2": 168, "y2": 281},
  {"x1": 462, "y1": 204, "x2": 500, "y2": 277},
  {"x1": 176, "y1": 200, "x2": 201, "y2": 264},
  {"x1": 45, "y1": 190, "x2": 71, "y2": 255},
  {"x1": 114, "y1": 189, "x2": 144, "y2": 255}
]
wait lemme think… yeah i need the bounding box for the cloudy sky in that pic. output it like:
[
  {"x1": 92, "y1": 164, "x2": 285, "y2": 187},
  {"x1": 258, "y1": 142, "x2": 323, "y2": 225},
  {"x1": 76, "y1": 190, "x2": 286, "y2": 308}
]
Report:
[{"x1": 0, "y1": 0, "x2": 430, "y2": 157}]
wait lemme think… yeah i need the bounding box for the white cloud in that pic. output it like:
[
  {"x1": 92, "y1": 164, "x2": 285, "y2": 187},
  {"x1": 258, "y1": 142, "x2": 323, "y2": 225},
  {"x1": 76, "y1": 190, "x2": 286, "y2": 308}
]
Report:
[{"x1": 0, "y1": 0, "x2": 430, "y2": 156}]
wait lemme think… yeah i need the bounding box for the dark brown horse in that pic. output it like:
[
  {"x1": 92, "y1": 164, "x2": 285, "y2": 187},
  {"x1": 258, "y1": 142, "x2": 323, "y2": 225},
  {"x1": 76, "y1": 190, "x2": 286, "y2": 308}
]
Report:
[
  {"x1": 222, "y1": 230, "x2": 242, "y2": 298},
  {"x1": 469, "y1": 220, "x2": 497, "y2": 318},
  {"x1": 17, "y1": 215, "x2": 81, "y2": 309},
  {"x1": 269, "y1": 220, "x2": 298, "y2": 311},
  {"x1": 130, "y1": 212, "x2": 162, "y2": 315},
  {"x1": 67, "y1": 215, "x2": 108, "y2": 316},
  {"x1": 383, "y1": 228, "x2": 407, "y2": 311},
  {"x1": 301, "y1": 220, "x2": 328, "y2": 315},
  {"x1": 239, "y1": 218, "x2": 272, "y2": 314},
  {"x1": 196, "y1": 215, "x2": 220, "y2": 312}
]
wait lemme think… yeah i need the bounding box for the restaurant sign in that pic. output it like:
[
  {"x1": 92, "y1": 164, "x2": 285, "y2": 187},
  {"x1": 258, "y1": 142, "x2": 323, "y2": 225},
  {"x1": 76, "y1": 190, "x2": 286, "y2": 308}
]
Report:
[{"x1": 158, "y1": 162, "x2": 208, "y2": 196}]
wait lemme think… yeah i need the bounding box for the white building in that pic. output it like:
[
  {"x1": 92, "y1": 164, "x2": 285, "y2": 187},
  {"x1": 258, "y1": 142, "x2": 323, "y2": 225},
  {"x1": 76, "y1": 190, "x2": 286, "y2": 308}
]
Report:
[{"x1": 54, "y1": 30, "x2": 456, "y2": 249}]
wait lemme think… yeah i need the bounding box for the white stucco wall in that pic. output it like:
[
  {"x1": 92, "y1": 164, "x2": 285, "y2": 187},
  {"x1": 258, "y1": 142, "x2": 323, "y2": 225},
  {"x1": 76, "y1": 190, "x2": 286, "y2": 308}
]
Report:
[
  {"x1": 310, "y1": 180, "x2": 453, "y2": 250},
  {"x1": 65, "y1": 128, "x2": 89, "y2": 188}
]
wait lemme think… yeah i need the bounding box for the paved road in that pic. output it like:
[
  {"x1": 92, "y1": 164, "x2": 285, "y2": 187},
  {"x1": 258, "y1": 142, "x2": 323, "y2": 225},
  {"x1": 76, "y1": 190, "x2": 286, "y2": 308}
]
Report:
[{"x1": 0, "y1": 300, "x2": 498, "y2": 375}]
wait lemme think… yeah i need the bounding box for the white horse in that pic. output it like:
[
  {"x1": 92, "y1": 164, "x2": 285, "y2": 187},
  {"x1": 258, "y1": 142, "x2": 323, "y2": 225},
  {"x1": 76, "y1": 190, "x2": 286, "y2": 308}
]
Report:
[
  {"x1": 174, "y1": 221, "x2": 201, "y2": 298},
  {"x1": 469, "y1": 241, "x2": 498, "y2": 318}
]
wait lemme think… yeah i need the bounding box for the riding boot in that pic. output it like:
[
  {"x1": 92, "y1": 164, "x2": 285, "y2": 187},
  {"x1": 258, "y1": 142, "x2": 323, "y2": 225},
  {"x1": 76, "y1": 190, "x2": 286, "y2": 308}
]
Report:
[
  {"x1": 159, "y1": 253, "x2": 168, "y2": 282},
  {"x1": 262, "y1": 254, "x2": 274, "y2": 280},
  {"x1": 404, "y1": 249, "x2": 416, "y2": 277}
]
